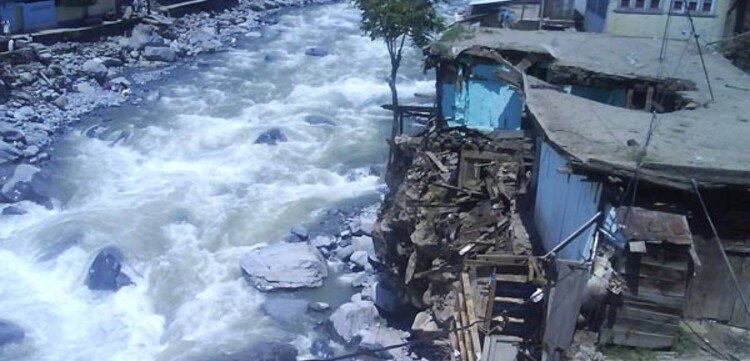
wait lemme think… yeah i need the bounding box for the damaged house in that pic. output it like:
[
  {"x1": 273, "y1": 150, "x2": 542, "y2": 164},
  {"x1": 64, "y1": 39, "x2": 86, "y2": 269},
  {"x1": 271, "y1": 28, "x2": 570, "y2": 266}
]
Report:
[{"x1": 421, "y1": 26, "x2": 750, "y2": 360}]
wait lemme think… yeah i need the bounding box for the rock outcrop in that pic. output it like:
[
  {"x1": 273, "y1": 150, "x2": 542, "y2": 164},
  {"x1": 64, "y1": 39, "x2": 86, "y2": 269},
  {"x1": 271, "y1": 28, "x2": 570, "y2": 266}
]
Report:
[{"x1": 240, "y1": 242, "x2": 328, "y2": 290}]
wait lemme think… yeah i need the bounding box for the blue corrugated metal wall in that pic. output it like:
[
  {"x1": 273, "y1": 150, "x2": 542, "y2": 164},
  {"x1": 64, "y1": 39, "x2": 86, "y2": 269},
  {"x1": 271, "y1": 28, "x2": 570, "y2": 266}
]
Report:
[
  {"x1": 19, "y1": 0, "x2": 57, "y2": 32},
  {"x1": 447, "y1": 63, "x2": 522, "y2": 131},
  {"x1": 441, "y1": 81, "x2": 455, "y2": 120},
  {"x1": 0, "y1": 0, "x2": 57, "y2": 33},
  {"x1": 534, "y1": 141, "x2": 603, "y2": 261}
]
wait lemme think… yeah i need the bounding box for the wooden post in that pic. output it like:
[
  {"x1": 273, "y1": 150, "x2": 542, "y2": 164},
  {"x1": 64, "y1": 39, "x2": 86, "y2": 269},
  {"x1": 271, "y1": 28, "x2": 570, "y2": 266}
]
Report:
[{"x1": 645, "y1": 86, "x2": 654, "y2": 112}]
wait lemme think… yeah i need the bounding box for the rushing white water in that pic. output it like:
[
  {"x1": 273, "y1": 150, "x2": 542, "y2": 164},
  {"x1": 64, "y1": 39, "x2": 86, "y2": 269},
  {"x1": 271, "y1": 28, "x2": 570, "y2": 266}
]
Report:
[{"x1": 0, "y1": 3, "x2": 441, "y2": 360}]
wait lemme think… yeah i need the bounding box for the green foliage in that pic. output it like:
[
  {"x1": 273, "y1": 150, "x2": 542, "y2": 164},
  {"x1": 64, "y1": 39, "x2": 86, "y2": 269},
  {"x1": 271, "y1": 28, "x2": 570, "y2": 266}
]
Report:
[
  {"x1": 439, "y1": 25, "x2": 468, "y2": 43},
  {"x1": 353, "y1": 0, "x2": 443, "y2": 59},
  {"x1": 598, "y1": 345, "x2": 658, "y2": 361}
]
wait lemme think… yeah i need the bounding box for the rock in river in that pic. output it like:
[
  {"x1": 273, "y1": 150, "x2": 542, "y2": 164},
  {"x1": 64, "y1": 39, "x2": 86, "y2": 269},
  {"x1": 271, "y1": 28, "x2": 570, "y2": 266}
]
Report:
[
  {"x1": 143, "y1": 46, "x2": 177, "y2": 62},
  {"x1": 0, "y1": 321, "x2": 24, "y2": 347},
  {"x1": 241, "y1": 242, "x2": 328, "y2": 291},
  {"x1": 254, "y1": 128, "x2": 287, "y2": 145},
  {"x1": 329, "y1": 300, "x2": 382, "y2": 343},
  {"x1": 86, "y1": 246, "x2": 134, "y2": 291},
  {"x1": 82, "y1": 59, "x2": 108, "y2": 81}
]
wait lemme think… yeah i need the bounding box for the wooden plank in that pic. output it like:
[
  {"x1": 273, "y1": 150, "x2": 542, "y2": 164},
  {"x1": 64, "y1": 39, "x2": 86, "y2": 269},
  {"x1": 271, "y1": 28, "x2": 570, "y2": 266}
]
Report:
[
  {"x1": 425, "y1": 151, "x2": 450, "y2": 173},
  {"x1": 607, "y1": 328, "x2": 675, "y2": 349},
  {"x1": 685, "y1": 236, "x2": 737, "y2": 322},
  {"x1": 485, "y1": 277, "x2": 497, "y2": 331},
  {"x1": 625, "y1": 289, "x2": 685, "y2": 310},
  {"x1": 618, "y1": 305, "x2": 681, "y2": 324},
  {"x1": 448, "y1": 319, "x2": 459, "y2": 361},
  {"x1": 645, "y1": 86, "x2": 654, "y2": 112},
  {"x1": 626, "y1": 89, "x2": 634, "y2": 109},
  {"x1": 457, "y1": 279, "x2": 475, "y2": 361},
  {"x1": 638, "y1": 261, "x2": 689, "y2": 279},
  {"x1": 614, "y1": 314, "x2": 680, "y2": 335},
  {"x1": 462, "y1": 273, "x2": 482, "y2": 361},
  {"x1": 495, "y1": 296, "x2": 525, "y2": 304},
  {"x1": 729, "y1": 255, "x2": 750, "y2": 328},
  {"x1": 637, "y1": 277, "x2": 687, "y2": 298},
  {"x1": 515, "y1": 56, "x2": 537, "y2": 72},
  {"x1": 640, "y1": 258, "x2": 689, "y2": 271},
  {"x1": 497, "y1": 274, "x2": 530, "y2": 283}
]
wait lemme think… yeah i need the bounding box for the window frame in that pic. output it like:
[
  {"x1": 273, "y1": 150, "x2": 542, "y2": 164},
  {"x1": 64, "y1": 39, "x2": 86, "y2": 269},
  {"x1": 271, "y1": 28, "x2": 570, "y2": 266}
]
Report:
[
  {"x1": 670, "y1": 0, "x2": 716, "y2": 14},
  {"x1": 616, "y1": 0, "x2": 663, "y2": 13}
]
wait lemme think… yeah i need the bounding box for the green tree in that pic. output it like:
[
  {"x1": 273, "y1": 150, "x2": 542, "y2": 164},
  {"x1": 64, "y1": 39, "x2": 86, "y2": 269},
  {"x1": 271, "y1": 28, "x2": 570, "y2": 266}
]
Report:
[{"x1": 353, "y1": 0, "x2": 442, "y2": 140}]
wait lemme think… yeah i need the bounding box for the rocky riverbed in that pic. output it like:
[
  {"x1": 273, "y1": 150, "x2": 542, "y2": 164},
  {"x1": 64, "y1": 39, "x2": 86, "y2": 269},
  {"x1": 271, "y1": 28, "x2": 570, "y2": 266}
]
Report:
[{"x1": 0, "y1": 0, "x2": 331, "y2": 183}]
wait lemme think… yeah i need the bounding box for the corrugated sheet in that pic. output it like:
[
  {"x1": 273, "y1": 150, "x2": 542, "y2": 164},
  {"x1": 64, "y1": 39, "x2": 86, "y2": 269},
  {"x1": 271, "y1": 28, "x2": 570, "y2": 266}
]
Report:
[
  {"x1": 614, "y1": 206, "x2": 693, "y2": 245},
  {"x1": 19, "y1": 0, "x2": 57, "y2": 32},
  {"x1": 534, "y1": 141, "x2": 602, "y2": 261},
  {"x1": 449, "y1": 63, "x2": 522, "y2": 131},
  {"x1": 441, "y1": 81, "x2": 455, "y2": 120},
  {"x1": 543, "y1": 260, "x2": 589, "y2": 361}
]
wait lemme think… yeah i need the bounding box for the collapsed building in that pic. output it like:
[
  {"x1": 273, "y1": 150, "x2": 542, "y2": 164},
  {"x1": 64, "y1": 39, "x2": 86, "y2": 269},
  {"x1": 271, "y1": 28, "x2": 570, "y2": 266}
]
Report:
[{"x1": 374, "y1": 25, "x2": 750, "y2": 361}]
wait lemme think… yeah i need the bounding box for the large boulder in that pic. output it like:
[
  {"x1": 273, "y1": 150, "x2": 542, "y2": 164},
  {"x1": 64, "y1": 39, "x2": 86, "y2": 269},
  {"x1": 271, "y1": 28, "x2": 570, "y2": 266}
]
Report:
[
  {"x1": 329, "y1": 300, "x2": 382, "y2": 343},
  {"x1": 82, "y1": 59, "x2": 108, "y2": 81},
  {"x1": 143, "y1": 46, "x2": 176, "y2": 62},
  {"x1": 86, "y1": 246, "x2": 134, "y2": 291},
  {"x1": 254, "y1": 128, "x2": 287, "y2": 145},
  {"x1": 0, "y1": 321, "x2": 25, "y2": 347},
  {"x1": 240, "y1": 243, "x2": 328, "y2": 291}
]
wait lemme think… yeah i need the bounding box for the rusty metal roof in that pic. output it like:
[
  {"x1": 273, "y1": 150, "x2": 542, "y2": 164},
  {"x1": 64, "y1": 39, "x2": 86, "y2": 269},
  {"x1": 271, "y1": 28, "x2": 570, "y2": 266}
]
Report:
[{"x1": 614, "y1": 206, "x2": 693, "y2": 245}]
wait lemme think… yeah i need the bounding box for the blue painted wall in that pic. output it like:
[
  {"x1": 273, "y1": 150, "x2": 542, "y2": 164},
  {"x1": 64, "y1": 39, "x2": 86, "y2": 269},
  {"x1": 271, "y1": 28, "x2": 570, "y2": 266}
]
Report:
[
  {"x1": 0, "y1": 0, "x2": 57, "y2": 33},
  {"x1": 0, "y1": 0, "x2": 22, "y2": 33},
  {"x1": 534, "y1": 141, "x2": 603, "y2": 261},
  {"x1": 441, "y1": 81, "x2": 455, "y2": 120},
  {"x1": 447, "y1": 63, "x2": 523, "y2": 131},
  {"x1": 19, "y1": 0, "x2": 57, "y2": 32}
]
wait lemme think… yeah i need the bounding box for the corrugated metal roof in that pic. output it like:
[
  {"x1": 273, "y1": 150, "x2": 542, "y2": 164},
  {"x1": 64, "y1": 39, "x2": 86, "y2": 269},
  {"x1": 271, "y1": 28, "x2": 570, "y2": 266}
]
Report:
[{"x1": 614, "y1": 206, "x2": 693, "y2": 245}]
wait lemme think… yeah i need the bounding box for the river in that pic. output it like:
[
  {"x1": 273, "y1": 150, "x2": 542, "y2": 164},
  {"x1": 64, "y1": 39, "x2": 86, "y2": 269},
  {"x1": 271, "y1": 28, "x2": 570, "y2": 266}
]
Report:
[{"x1": 0, "y1": 1, "x2": 471, "y2": 360}]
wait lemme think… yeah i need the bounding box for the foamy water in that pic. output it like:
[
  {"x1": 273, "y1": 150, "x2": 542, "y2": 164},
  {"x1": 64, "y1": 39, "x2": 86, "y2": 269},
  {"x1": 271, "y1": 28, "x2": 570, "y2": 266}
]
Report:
[{"x1": 0, "y1": 3, "x2": 438, "y2": 360}]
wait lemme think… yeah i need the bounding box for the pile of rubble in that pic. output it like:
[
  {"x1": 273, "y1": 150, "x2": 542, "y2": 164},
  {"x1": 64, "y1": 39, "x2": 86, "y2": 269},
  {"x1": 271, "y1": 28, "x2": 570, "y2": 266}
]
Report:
[{"x1": 373, "y1": 122, "x2": 533, "y2": 333}]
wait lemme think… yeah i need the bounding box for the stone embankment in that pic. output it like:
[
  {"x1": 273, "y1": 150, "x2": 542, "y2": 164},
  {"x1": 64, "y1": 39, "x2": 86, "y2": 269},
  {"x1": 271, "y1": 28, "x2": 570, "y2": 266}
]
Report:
[{"x1": 0, "y1": 0, "x2": 329, "y2": 207}]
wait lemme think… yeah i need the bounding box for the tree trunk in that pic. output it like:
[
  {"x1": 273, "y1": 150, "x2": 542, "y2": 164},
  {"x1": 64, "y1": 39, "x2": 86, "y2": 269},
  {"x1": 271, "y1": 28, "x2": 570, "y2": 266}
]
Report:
[{"x1": 386, "y1": 61, "x2": 401, "y2": 189}]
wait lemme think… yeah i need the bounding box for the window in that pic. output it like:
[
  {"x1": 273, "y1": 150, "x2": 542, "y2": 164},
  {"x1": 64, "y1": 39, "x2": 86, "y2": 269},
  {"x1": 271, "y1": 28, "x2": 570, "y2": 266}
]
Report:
[
  {"x1": 619, "y1": 0, "x2": 661, "y2": 11},
  {"x1": 672, "y1": 0, "x2": 714, "y2": 13}
]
